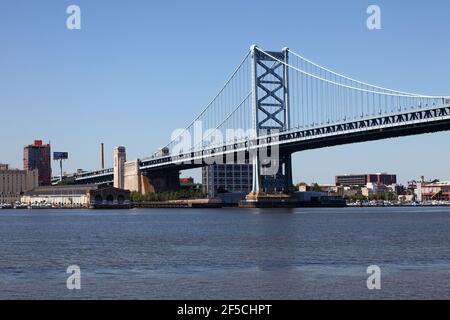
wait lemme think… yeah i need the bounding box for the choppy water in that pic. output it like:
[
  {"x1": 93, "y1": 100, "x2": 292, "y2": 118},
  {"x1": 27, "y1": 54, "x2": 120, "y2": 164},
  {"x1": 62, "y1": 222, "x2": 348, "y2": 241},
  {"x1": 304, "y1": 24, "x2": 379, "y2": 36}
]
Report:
[{"x1": 0, "y1": 207, "x2": 450, "y2": 299}]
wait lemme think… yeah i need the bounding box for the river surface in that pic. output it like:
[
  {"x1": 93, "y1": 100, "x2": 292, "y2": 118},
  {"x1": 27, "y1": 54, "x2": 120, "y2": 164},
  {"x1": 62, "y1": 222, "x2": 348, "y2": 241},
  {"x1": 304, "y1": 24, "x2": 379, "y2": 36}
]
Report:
[{"x1": 0, "y1": 207, "x2": 450, "y2": 299}]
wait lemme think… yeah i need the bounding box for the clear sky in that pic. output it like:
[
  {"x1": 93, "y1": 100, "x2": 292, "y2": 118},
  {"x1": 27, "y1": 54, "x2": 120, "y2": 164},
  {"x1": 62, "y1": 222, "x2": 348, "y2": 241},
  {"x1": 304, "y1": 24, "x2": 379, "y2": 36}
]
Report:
[{"x1": 1, "y1": 0, "x2": 449, "y2": 184}]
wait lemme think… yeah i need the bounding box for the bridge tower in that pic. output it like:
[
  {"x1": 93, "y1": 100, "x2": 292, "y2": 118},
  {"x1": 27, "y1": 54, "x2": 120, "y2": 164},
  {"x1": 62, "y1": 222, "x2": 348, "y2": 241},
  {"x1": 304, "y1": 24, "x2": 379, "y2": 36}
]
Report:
[
  {"x1": 249, "y1": 45, "x2": 293, "y2": 196},
  {"x1": 113, "y1": 146, "x2": 126, "y2": 189}
]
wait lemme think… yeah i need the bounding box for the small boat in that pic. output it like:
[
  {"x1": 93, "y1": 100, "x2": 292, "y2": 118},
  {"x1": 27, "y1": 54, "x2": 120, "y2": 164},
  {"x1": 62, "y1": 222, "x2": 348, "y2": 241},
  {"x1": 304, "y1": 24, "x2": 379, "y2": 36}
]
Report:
[
  {"x1": 14, "y1": 204, "x2": 29, "y2": 209},
  {"x1": 30, "y1": 203, "x2": 53, "y2": 209},
  {"x1": 1, "y1": 203, "x2": 13, "y2": 209},
  {"x1": 30, "y1": 204, "x2": 44, "y2": 209}
]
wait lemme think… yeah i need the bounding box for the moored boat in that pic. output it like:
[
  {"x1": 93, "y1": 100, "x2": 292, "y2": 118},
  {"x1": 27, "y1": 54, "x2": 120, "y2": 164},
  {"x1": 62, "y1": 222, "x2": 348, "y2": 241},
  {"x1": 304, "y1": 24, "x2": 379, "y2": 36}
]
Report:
[{"x1": 14, "y1": 203, "x2": 29, "y2": 209}]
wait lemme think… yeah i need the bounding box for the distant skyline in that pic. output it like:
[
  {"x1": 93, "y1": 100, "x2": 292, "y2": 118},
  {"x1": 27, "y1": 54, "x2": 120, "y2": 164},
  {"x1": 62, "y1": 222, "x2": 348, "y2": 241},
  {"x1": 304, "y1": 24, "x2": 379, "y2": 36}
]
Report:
[{"x1": 1, "y1": 0, "x2": 450, "y2": 185}]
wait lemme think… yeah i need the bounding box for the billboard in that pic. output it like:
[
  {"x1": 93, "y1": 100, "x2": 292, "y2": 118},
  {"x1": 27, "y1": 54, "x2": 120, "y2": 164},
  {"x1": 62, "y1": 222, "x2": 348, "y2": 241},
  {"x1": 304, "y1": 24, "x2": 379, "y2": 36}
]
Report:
[{"x1": 53, "y1": 152, "x2": 69, "y2": 160}]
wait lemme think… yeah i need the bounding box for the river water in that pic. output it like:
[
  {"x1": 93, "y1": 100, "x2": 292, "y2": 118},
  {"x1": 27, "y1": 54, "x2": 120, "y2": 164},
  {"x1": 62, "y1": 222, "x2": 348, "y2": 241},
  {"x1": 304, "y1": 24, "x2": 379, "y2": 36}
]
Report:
[{"x1": 0, "y1": 207, "x2": 449, "y2": 299}]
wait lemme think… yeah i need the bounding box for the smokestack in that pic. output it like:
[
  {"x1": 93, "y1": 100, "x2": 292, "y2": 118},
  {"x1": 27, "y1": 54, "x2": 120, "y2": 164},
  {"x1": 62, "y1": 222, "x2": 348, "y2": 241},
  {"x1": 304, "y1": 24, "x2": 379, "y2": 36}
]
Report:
[{"x1": 100, "y1": 143, "x2": 105, "y2": 170}]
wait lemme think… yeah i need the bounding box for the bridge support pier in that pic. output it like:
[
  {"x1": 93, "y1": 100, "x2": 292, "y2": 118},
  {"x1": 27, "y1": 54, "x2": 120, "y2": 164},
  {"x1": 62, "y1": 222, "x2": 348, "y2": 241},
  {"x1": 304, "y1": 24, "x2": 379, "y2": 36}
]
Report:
[
  {"x1": 251, "y1": 152, "x2": 261, "y2": 194},
  {"x1": 115, "y1": 150, "x2": 180, "y2": 194},
  {"x1": 123, "y1": 165, "x2": 180, "y2": 194},
  {"x1": 242, "y1": 151, "x2": 296, "y2": 207},
  {"x1": 283, "y1": 152, "x2": 294, "y2": 194}
]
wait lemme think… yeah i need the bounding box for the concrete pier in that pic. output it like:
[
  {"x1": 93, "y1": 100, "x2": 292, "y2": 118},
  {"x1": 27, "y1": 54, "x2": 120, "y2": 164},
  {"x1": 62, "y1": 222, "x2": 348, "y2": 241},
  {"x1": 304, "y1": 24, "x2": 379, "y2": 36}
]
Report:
[{"x1": 239, "y1": 192, "x2": 298, "y2": 208}]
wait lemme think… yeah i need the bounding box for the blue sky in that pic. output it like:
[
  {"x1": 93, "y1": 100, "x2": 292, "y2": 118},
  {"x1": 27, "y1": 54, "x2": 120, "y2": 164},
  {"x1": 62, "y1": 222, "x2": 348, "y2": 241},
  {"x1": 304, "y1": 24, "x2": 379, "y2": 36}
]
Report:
[{"x1": 1, "y1": 0, "x2": 449, "y2": 184}]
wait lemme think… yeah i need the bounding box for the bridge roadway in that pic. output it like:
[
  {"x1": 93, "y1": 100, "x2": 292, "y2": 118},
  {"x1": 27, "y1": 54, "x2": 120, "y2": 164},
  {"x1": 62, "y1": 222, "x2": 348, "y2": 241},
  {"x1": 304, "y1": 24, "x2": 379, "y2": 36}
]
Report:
[{"x1": 72, "y1": 102, "x2": 450, "y2": 185}]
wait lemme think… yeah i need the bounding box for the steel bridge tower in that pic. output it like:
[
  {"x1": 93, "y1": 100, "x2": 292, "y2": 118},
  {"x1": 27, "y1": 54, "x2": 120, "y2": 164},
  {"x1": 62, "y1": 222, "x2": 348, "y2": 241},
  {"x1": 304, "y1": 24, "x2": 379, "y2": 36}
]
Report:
[{"x1": 250, "y1": 45, "x2": 293, "y2": 195}]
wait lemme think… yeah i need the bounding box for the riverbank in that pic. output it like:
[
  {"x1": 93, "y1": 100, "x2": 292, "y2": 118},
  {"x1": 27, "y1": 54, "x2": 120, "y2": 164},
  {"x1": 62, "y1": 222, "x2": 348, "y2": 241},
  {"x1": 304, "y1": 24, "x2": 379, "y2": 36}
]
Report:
[
  {"x1": 347, "y1": 201, "x2": 450, "y2": 207},
  {"x1": 132, "y1": 198, "x2": 222, "y2": 209},
  {"x1": 6, "y1": 200, "x2": 450, "y2": 210}
]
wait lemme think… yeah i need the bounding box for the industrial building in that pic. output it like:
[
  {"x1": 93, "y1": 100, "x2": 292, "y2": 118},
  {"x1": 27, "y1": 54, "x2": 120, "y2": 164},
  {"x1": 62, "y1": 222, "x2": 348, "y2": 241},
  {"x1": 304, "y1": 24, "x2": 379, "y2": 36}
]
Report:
[
  {"x1": 202, "y1": 163, "x2": 253, "y2": 198},
  {"x1": 23, "y1": 140, "x2": 52, "y2": 186},
  {"x1": 0, "y1": 164, "x2": 39, "y2": 204},
  {"x1": 202, "y1": 160, "x2": 292, "y2": 198},
  {"x1": 21, "y1": 185, "x2": 130, "y2": 208},
  {"x1": 335, "y1": 173, "x2": 397, "y2": 187}
]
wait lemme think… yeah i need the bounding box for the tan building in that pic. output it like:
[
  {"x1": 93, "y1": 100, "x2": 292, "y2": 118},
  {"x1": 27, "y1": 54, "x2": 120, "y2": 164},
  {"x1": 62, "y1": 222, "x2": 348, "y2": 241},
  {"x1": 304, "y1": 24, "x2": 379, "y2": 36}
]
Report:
[
  {"x1": 21, "y1": 185, "x2": 131, "y2": 208},
  {"x1": 0, "y1": 164, "x2": 38, "y2": 204},
  {"x1": 398, "y1": 194, "x2": 415, "y2": 202},
  {"x1": 362, "y1": 182, "x2": 397, "y2": 197},
  {"x1": 335, "y1": 186, "x2": 360, "y2": 198},
  {"x1": 298, "y1": 183, "x2": 341, "y2": 195},
  {"x1": 113, "y1": 146, "x2": 126, "y2": 189}
]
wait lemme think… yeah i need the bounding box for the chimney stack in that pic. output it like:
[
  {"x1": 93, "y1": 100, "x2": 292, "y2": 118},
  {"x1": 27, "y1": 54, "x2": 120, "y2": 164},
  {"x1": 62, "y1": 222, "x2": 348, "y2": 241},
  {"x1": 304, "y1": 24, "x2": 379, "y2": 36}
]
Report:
[{"x1": 100, "y1": 143, "x2": 105, "y2": 170}]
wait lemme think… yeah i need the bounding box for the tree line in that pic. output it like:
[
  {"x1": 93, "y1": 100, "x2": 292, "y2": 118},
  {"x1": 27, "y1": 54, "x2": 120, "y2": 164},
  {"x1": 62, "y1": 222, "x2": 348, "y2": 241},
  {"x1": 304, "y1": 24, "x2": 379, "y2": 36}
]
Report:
[{"x1": 130, "y1": 189, "x2": 206, "y2": 202}]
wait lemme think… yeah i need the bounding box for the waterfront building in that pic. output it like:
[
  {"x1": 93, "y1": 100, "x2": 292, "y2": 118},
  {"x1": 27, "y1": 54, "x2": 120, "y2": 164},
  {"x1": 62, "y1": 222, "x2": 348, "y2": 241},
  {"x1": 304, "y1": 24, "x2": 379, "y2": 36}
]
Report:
[
  {"x1": 335, "y1": 173, "x2": 397, "y2": 187},
  {"x1": 21, "y1": 185, "x2": 130, "y2": 207},
  {"x1": 202, "y1": 163, "x2": 252, "y2": 198},
  {"x1": 298, "y1": 183, "x2": 337, "y2": 194},
  {"x1": 361, "y1": 182, "x2": 392, "y2": 197},
  {"x1": 202, "y1": 160, "x2": 290, "y2": 198},
  {"x1": 23, "y1": 140, "x2": 51, "y2": 186},
  {"x1": 0, "y1": 164, "x2": 38, "y2": 204},
  {"x1": 334, "y1": 186, "x2": 361, "y2": 198},
  {"x1": 416, "y1": 181, "x2": 450, "y2": 202}
]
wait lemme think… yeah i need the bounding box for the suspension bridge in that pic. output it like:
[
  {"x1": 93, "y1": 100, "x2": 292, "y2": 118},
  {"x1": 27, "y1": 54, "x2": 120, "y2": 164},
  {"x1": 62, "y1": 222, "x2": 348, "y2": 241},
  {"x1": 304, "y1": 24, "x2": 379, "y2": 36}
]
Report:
[{"x1": 72, "y1": 45, "x2": 450, "y2": 199}]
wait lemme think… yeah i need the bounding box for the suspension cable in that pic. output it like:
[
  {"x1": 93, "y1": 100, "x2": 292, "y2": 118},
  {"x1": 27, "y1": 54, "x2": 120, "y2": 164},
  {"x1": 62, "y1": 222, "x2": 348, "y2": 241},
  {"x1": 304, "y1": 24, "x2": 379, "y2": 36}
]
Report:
[{"x1": 257, "y1": 47, "x2": 448, "y2": 99}]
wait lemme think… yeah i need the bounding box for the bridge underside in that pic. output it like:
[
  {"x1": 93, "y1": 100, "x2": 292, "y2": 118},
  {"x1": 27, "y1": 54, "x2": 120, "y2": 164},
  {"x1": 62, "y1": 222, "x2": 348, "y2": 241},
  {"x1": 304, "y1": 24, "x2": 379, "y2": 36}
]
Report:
[{"x1": 282, "y1": 115, "x2": 450, "y2": 154}]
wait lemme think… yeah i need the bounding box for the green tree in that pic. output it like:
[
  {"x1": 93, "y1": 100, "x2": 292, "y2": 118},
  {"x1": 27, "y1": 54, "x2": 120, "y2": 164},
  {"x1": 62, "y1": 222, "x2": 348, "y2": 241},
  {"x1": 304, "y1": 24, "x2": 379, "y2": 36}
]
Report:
[{"x1": 131, "y1": 189, "x2": 207, "y2": 202}]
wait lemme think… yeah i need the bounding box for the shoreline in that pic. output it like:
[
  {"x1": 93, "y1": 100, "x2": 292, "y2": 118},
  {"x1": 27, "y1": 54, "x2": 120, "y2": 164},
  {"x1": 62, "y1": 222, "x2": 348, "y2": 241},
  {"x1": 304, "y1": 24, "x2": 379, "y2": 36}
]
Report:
[{"x1": 4, "y1": 205, "x2": 450, "y2": 210}]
